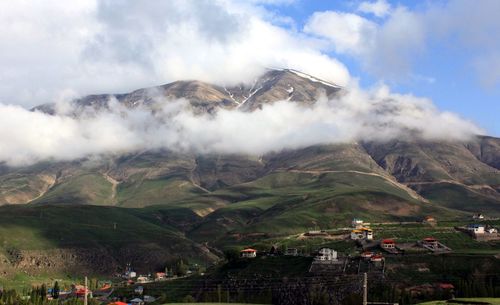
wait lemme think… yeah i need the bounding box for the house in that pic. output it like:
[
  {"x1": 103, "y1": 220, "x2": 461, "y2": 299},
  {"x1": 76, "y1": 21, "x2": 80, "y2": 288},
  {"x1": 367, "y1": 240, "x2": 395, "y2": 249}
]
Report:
[
  {"x1": 240, "y1": 248, "x2": 257, "y2": 258},
  {"x1": 71, "y1": 285, "x2": 92, "y2": 299},
  {"x1": 370, "y1": 254, "x2": 384, "y2": 262},
  {"x1": 351, "y1": 229, "x2": 364, "y2": 240},
  {"x1": 487, "y1": 227, "x2": 498, "y2": 234},
  {"x1": 136, "y1": 276, "x2": 149, "y2": 283},
  {"x1": 363, "y1": 228, "x2": 373, "y2": 240},
  {"x1": 422, "y1": 216, "x2": 437, "y2": 226},
  {"x1": 109, "y1": 302, "x2": 128, "y2": 305},
  {"x1": 155, "y1": 272, "x2": 166, "y2": 281},
  {"x1": 467, "y1": 224, "x2": 485, "y2": 234},
  {"x1": 422, "y1": 237, "x2": 439, "y2": 248},
  {"x1": 285, "y1": 248, "x2": 298, "y2": 256},
  {"x1": 352, "y1": 218, "x2": 364, "y2": 229},
  {"x1": 134, "y1": 286, "x2": 144, "y2": 295},
  {"x1": 315, "y1": 248, "x2": 338, "y2": 261},
  {"x1": 127, "y1": 271, "x2": 137, "y2": 278},
  {"x1": 361, "y1": 251, "x2": 373, "y2": 259},
  {"x1": 436, "y1": 283, "x2": 455, "y2": 290},
  {"x1": 350, "y1": 228, "x2": 373, "y2": 240},
  {"x1": 130, "y1": 298, "x2": 144, "y2": 305},
  {"x1": 381, "y1": 239, "x2": 396, "y2": 249},
  {"x1": 472, "y1": 213, "x2": 485, "y2": 220}
]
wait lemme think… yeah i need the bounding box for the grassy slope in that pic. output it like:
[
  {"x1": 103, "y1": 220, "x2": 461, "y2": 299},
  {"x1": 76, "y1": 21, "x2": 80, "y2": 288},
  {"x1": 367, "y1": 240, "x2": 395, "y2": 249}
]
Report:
[
  {"x1": 183, "y1": 172, "x2": 464, "y2": 245},
  {"x1": 417, "y1": 183, "x2": 500, "y2": 214},
  {"x1": 34, "y1": 173, "x2": 113, "y2": 206},
  {"x1": 0, "y1": 204, "x2": 189, "y2": 250}
]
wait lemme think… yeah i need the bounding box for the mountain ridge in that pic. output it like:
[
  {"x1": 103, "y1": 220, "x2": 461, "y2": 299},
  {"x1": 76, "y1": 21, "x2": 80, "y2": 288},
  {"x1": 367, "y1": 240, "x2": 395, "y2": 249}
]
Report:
[
  {"x1": 3, "y1": 69, "x2": 499, "y2": 218},
  {"x1": 0, "y1": 69, "x2": 499, "y2": 279}
]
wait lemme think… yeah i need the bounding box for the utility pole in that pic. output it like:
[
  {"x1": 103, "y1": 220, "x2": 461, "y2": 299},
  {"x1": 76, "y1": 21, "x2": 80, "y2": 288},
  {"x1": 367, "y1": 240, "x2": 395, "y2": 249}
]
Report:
[
  {"x1": 84, "y1": 276, "x2": 88, "y2": 305},
  {"x1": 363, "y1": 272, "x2": 368, "y2": 305},
  {"x1": 217, "y1": 284, "x2": 221, "y2": 303}
]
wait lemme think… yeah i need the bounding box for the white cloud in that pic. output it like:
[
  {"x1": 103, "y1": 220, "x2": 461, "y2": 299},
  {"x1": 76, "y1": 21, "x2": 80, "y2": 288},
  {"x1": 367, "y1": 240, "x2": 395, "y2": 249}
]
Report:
[
  {"x1": 358, "y1": 0, "x2": 391, "y2": 18},
  {"x1": 304, "y1": 6, "x2": 424, "y2": 80},
  {"x1": 0, "y1": 86, "x2": 481, "y2": 166},
  {"x1": 0, "y1": 0, "x2": 349, "y2": 108},
  {"x1": 305, "y1": 0, "x2": 500, "y2": 86},
  {"x1": 0, "y1": 0, "x2": 490, "y2": 167},
  {"x1": 304, "y1": 11, "x2": 377, "y2": 54}
]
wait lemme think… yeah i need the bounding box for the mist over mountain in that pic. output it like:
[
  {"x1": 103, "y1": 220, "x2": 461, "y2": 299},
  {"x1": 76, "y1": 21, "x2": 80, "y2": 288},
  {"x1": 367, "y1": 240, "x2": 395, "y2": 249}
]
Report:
[
  {"x1": 0, "y1": 69, "x2": 498, "y2": 223},
  {"x1": 0, "y1": 69, "x2": 482, "y2": 167}
]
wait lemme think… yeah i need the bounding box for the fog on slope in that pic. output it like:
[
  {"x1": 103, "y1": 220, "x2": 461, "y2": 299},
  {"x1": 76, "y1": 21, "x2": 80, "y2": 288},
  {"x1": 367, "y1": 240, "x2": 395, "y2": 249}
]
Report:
[{"x1": 0, "y1": 85, "x2": 481, "y2": 166}]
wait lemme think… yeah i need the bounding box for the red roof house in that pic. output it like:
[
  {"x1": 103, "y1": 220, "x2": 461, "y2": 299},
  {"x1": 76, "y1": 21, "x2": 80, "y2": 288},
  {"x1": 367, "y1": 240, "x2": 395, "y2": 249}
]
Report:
[
  {"x1": 240, "y1": 248, "x2": 257, "y2": 258},
  {"x1": 437, "y1": 283, "x2": 455, "y2": 290},
  {"x1": 381, "y1": 239, "x2": 396, "y2": 249}
]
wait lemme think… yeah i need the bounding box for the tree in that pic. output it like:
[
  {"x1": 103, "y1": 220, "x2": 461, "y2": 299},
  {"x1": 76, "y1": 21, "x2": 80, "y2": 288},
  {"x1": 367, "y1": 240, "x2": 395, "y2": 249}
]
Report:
[
  {"x1": 52, "y1": 281, "x2": 60, "y2": 299},
  {"x1": 40, "y1": 283, "x2": 47, "y2": 299},
  {"x1": 182, "y1": 294, "x2": 195, "y2": 303},
  {"x1": 175, "y1": 259, "x2": 188, "y2": 276},
  {"x1": 223, "y1": 248, "x2": 240, "y2": 262}
]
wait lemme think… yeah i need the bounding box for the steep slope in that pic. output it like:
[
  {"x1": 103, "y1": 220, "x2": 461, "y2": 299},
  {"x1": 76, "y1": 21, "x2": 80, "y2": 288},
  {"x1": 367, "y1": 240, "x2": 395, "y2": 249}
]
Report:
[
  {"x1": 466, "y1": 136, "x2": 500, "y2": 170},
  {"x1": 362, "y1": 138, "x2": 500, "y2": 213}
]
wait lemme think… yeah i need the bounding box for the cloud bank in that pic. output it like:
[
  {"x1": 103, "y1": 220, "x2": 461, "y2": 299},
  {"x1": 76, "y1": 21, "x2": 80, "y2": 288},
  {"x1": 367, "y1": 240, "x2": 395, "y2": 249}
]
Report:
[
  {"x1": 0, "y1": 0, "x2": 490, "y2": 166},
  {"x1": 0, "y1": 85, "x2": 481, "y2": 166},
  {"x1": 0, "y1": 0, "x2": 349, "y2": 108}
]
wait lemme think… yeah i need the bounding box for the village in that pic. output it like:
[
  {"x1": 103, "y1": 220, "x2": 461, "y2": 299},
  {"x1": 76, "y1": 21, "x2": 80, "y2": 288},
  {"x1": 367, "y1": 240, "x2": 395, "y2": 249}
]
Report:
[
  {"x1": 240, "y1": 214, "x2": 499, "y2": 261},
  {"x1": 8, "y1": 214, "x2": 498, "y2": 305}
]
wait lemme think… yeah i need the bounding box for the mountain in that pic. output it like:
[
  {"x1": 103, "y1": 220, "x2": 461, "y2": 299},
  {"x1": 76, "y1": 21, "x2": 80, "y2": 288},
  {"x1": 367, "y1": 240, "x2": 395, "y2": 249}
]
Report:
[
  {"x1": 0, "y1": 69, "x2": 499, "y2": 279},
  {"x1": 32, "y1": 69, "x2": 342, "y2": 114}
]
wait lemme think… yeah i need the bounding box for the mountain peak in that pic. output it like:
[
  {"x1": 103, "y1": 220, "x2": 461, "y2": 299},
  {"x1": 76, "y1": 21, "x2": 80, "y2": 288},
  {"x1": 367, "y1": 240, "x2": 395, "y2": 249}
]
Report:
[{"x1": 32, "y1": 68, "x2": 343, "y2": 114}]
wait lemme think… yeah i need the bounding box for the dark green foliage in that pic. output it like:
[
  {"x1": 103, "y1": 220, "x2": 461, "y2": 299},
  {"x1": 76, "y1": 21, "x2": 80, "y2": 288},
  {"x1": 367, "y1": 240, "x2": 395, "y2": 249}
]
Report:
[{"x1": 50, "y1": 282, "x2": 59, "y2": 300}]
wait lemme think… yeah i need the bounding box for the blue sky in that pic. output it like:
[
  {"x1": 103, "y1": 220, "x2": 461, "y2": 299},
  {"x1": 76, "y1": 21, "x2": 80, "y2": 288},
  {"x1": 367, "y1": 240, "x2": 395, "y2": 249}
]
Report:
[{"x1": 264, "y1": 0, "x2": 500, "y2": 135}]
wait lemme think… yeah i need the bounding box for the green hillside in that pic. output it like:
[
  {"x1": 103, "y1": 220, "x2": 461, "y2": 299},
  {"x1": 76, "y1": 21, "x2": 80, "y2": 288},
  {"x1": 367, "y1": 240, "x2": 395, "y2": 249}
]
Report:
[{"x1": 0, "y1": 204, "x2": 217, "y2": 285}]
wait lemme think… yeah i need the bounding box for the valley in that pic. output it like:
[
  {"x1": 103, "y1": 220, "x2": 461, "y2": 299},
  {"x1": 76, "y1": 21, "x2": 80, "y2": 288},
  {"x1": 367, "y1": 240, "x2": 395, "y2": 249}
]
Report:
[{"x1": 0, "y1": 69, "x2": 498, "y2": 304}]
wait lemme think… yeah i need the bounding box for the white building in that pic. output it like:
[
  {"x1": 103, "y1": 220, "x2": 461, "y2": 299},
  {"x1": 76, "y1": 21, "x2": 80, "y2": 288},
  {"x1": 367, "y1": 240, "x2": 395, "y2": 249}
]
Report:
[
  {"x1": 315, "y1": 248, "x2": 338, "y2": 261},
  {"x1": 472, "y1": 213, "x2": 485, "y2": 220},
  {"x1": 128, "y1": 271, "x2": 137, "y2": 278},
  {"x1": 352, "y1": 218, "x2": 364, "y2": 229},
  {"x1": 487, "y1": 227, "x2": 498, "y2": 234},
  {"x1": 134, "y1": 286, "x2": 144, "y2": 295},
  {"x1": 467, "y1": 224, "x2": 485, "y2": 234}
]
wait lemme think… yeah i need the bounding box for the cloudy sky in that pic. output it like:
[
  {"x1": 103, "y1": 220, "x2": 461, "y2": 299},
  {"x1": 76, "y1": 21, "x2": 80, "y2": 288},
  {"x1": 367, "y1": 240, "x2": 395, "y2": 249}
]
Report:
[{"x1": 0, "y1": 0, "x2": 499, "y2": 165}]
